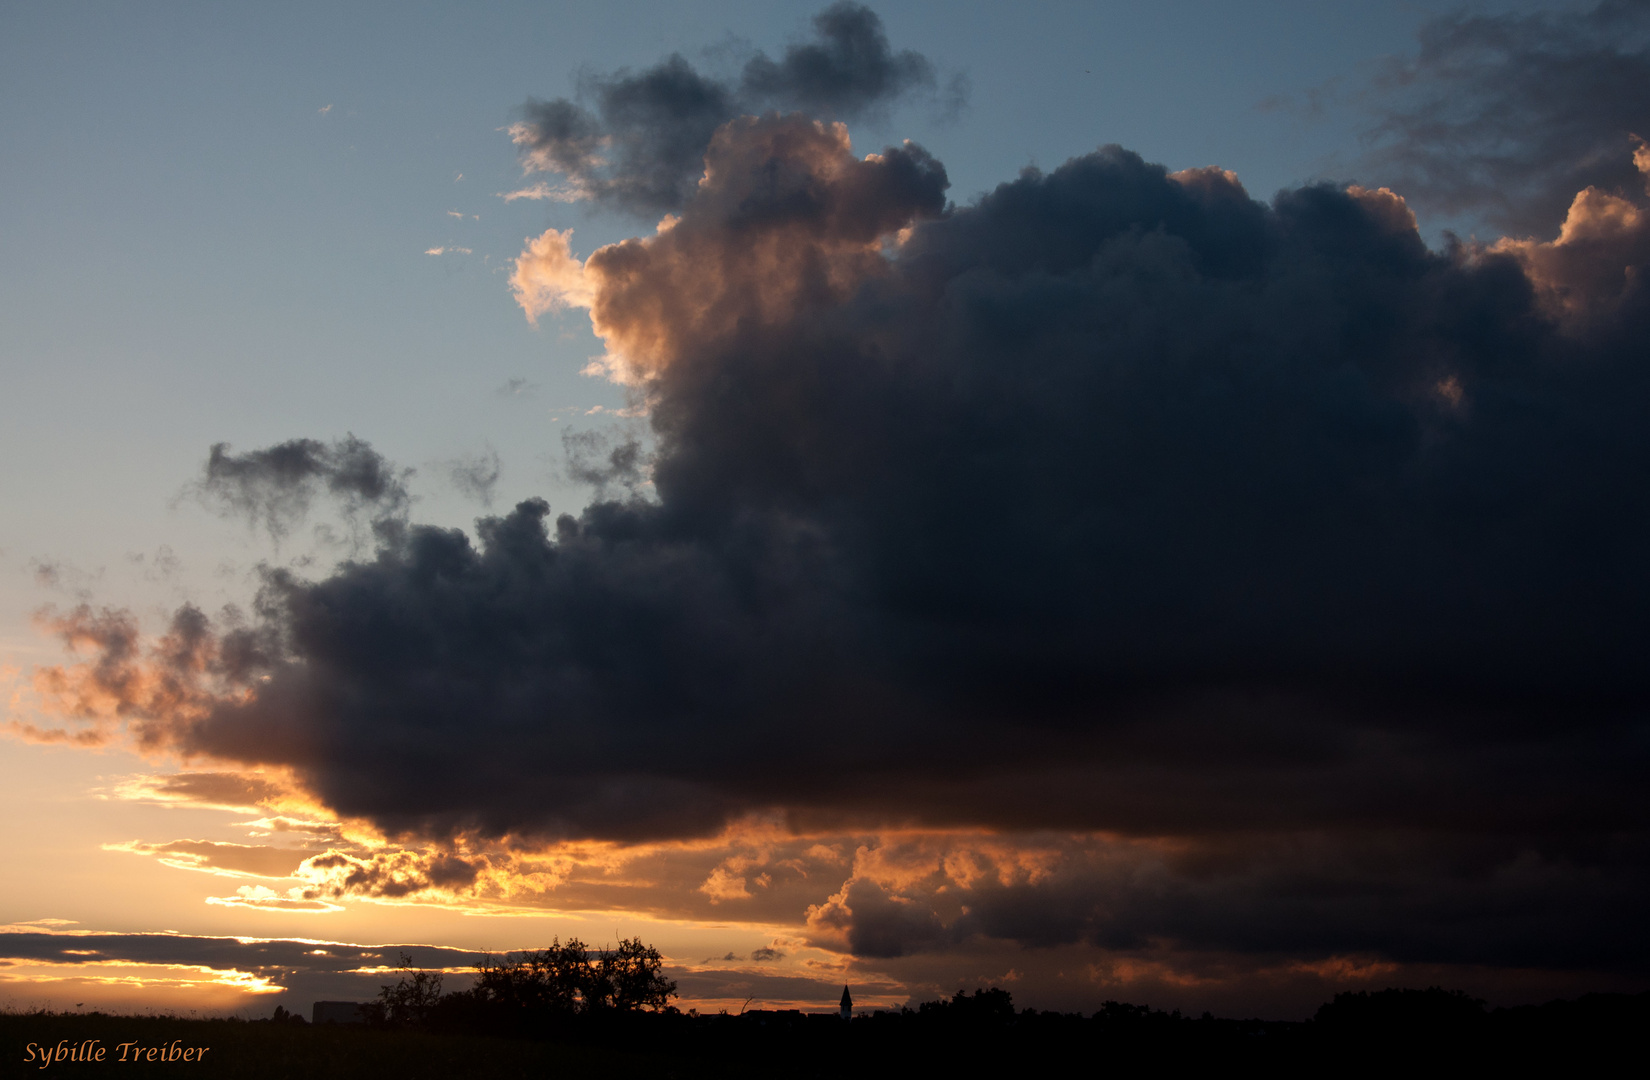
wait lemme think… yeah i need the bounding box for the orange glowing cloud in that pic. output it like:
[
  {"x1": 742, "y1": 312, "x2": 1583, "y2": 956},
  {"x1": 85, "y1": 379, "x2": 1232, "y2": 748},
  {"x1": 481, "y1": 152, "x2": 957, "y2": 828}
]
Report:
[
  {"x1": 0, "y1": 959, "x2": 286, "y2": 995},
  {"x1": 105, "y1": 771, "x2": 302, "y2": 814},
  {"x1": 508, "y1": 227, "x2": 594, "y2": 326},
  {"x1": 104, "y1": 839, "x2": 315, "y2": 880},
  {"x1": 511, "y1": 114, "x2": 945, "y2": 383},
  {"x1": 1345, "y1": 184, "x2": 1420, "y2": 236},
  {"x1": 18, "y1": 604, "x2": 245, "y2": 751},
  {"x1": 204, "y1": 887, "x2": 344, "y2": 913},
  {"x1": 1489, "y1": 139, "x2": 1650, "y2": 325}
]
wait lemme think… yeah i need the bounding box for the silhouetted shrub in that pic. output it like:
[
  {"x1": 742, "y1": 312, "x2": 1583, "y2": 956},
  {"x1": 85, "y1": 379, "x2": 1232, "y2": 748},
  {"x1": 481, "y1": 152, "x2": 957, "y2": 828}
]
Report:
[{"x1": 1314, "y1": 986, "x2": 1485, "y2": 1036}]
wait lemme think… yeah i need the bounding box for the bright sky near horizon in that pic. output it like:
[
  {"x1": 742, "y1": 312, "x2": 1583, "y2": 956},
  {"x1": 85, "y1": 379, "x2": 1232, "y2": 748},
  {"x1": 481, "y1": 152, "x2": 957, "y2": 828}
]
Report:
[{"x1": 4, "y1": 0, "x2": 1646, "y2": 1021}]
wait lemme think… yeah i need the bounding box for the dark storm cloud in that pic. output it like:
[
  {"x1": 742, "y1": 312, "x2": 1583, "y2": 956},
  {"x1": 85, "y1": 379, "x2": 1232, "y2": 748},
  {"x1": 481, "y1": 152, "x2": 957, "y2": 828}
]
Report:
[
  {"x1": 196, "y1": 435, "x2": 411, "y2": 541},
  {"x1": 813, "y1": 879, "x2": 949, "y2": 959},
  {"x1": 804, "y1": 832, "x2": 1649, "y2": 973},
  {"x1": 1365, "y1": 0, "x2": 1650, "y2": 234},
  {"x1": 737, "y1": 1, "x2": 936, "y2": 118},
  {"x1": 95, "y1": 130, "x2": 1650, "y2": 853},
  {"x1": 45, "y1": 48, "x2": 1650, "y2": 979},
  {"x1": 510, "y1": 2, "x2": 948, "y2": 214}
]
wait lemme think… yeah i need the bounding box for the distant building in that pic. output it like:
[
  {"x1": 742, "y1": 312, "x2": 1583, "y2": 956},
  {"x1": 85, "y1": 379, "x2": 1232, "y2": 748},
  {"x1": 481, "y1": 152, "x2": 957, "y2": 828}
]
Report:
[
  {"x1": 311, "y1": 1001, "x2": 370, "y2": 1025},
  {"x1": 840, "y1": 986, "x2": 852, "y2": 1020}
]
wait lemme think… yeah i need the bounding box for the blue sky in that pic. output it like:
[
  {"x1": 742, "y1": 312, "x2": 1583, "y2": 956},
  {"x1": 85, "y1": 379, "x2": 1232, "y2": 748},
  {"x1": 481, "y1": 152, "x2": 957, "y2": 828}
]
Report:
[
  {"x1": 0, "y1": 0, "x2": 1521, "y2": 611},
  {"x1": 1, "y1": 0, "x2": 1521, "y2": 651}
]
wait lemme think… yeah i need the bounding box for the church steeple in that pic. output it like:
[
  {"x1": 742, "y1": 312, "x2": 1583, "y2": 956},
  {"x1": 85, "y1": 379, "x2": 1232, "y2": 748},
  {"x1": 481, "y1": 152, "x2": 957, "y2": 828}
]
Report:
[{"x1": 839, "y1": 985, "x2": 853, "y2": 1019}]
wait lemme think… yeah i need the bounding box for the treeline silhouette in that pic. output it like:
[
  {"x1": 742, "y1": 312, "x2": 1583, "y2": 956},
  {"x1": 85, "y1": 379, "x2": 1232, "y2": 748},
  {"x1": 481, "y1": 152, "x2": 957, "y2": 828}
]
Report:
[
  {"x1": 344, "y1": 943, "x2": 1647, "y2": 1074},
  {"x1": 6, "y1": 982, "x2": 1645, "y2": 1077},
  {"x1": 367, "y1": 937, "x2": 677, "y2": 1034}
]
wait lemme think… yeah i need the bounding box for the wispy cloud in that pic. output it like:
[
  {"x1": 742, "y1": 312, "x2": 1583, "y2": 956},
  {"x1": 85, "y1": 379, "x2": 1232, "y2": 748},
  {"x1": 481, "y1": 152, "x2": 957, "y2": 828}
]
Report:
[
  {"x1": 495, "y1": 376, "x2": 538, "y2": 399},
  {"x1": 105, "y1": 839, "x2": 317, "y2": 880},
  {"x1": 205, "y1": 887, "x2": 345, "y2": 913},
  {"x1": 496, "y1": 181, "x2": 586, "y2": 203},
  {"x1": 104, "y1": 771, "x2": 297, "y2": 814},
  {"x1": 441, "y1": 445, "x2": 502, "y2": 506}
]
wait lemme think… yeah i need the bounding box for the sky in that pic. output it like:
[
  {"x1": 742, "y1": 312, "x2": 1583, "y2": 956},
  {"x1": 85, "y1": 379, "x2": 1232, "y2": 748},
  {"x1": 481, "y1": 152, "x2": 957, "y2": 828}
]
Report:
[{"x1": 3, "y1": 0, "x2": 1649, "y2": 1021}]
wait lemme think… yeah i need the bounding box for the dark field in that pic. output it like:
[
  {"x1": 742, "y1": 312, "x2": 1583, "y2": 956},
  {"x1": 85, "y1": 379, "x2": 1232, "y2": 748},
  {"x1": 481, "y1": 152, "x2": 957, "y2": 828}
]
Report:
[
  {"x1": 3, "y1": 1012, "x2": 681, "y2": 1080},
  {"x1": 5, "y1": 989, "x2": 1647, "y2": 1079}
]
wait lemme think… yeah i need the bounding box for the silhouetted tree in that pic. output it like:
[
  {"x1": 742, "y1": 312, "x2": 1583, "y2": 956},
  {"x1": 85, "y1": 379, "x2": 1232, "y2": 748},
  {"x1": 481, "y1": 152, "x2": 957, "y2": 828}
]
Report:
[
  {"x1": 467, "y1": 936, "x2": 677, "y2": 1021},
  {"x1": 373, "y1": 952, "x2": 445, "y2": 1028},
  {"x1": 1314, "y1": 987, "x2": 1486, "y2": 1035},
  {"x1": 594, "y1": 937, "x2": 677, "y2": 1013},
  {"x1": 472, "y1": 938, "x2": 594, "y2": 1016},
  {"x1": 917, "y1": 988, "x2": 1016, "y2": 1027}
]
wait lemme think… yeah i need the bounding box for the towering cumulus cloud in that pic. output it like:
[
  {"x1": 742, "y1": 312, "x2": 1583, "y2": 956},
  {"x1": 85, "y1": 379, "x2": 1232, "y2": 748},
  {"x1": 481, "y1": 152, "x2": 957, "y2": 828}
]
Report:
[{"x1": 30, "y1": 4, "x2": 1650, "y2": 999}]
